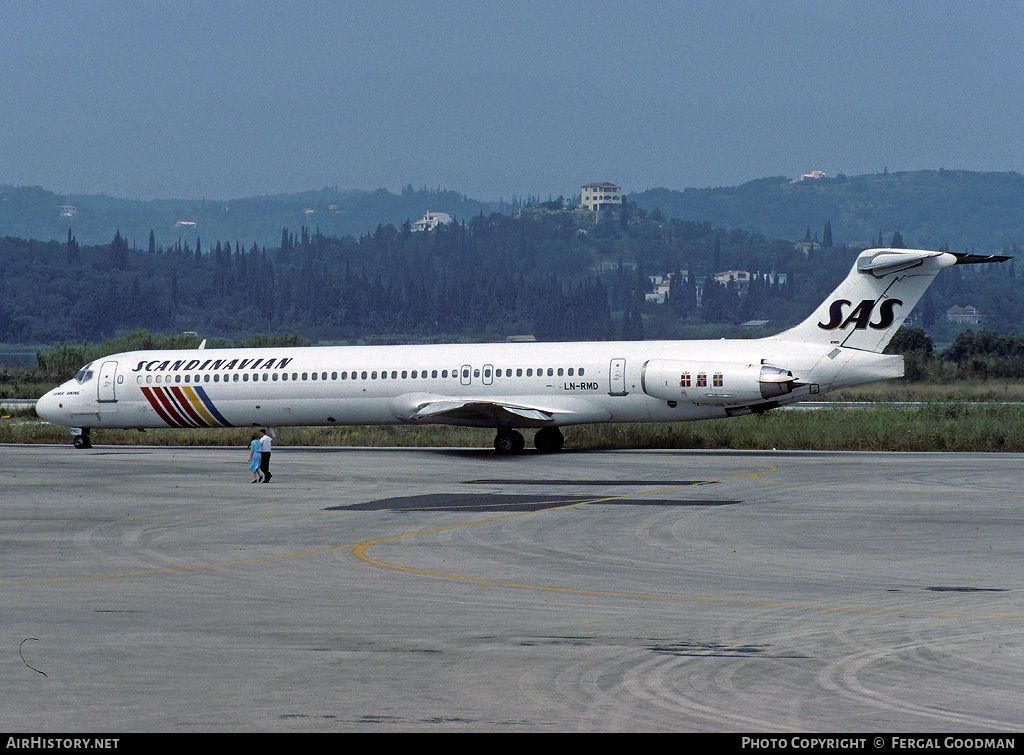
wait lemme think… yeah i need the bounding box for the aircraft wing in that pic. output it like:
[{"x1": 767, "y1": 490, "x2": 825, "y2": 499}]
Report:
[{"x1": 390, "y1": 392, "x2": 611, "y2": 427}]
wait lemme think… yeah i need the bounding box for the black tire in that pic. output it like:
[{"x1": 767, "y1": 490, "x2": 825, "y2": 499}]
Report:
[
  {"x1": 510, "y1": 430, "x2": 525, "y2": 452},
  {"x1": 534, "y1": 427, "x2": 564, "y2": 453},
  {"x1": 494, "y1": 432, "x2": 516, "y2": 453}
]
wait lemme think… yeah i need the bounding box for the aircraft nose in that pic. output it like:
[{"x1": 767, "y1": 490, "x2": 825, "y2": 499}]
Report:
[{"x1": 35, "y1": 389, "x2": 63, "y2": 424}]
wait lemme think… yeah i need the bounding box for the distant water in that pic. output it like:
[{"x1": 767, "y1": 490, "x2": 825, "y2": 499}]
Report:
[{"x1": 0, "y1": 352, "x2": 37, "y2": 368}]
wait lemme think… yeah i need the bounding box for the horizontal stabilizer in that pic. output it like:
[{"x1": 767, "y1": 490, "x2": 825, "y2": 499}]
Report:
[
  {"x1": 856, "y1": 249, "x2": 943, "y2": 277},
  {"x1": 951, "y1": 252, "x2": 1013, "y2": 265}
]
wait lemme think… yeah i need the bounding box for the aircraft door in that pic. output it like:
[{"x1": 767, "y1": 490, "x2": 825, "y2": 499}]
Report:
[
  {"x1": 97, "y1": 360, "x2": 118, "y2": 402},
  {"x1": 461, "y1": 364, "x2": 472, "y2": 386},
  {"x1": 609, "y1": 358, "x2": 628, "y2": 396}
]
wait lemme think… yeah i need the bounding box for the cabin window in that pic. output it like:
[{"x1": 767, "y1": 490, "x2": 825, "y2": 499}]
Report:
[
  {"x1": 303, "y1": 372, "x2": 309, "y2": 380},
  {"x1": 547, "y1": 368, "x2": 554, "y2": 377},
  {"x1": 184, "y1": 375, "x2": 190, "y2": 383},
  {"x1": 331, "y1": 372, "x2": 337, "y2": 380},
  {"x1": 233, "y1": 374, "x2": 239, "y2": 382},
  {"x1": 175, "y1": 375, "x2": 181, "y2": 383},
  {"x1": 567, "y1": 368, "x2": 574, "y2": 376},
  {"x1": 557, "y1": 368, "x2": 563, "y2": 376},
  {"x1": 204, "y1": 374, "x2": 211, "y2": 382},
  {"x1": 526, "y1": 368, "x2": 533, "y2": 376},
  {"x1": 312, "y1": 372, "x2": 318, "y2": 380},
  {"x1": 432, "y1": 370, "x2": 438, "y2": 378},
  {"x1": 272, "y1": 373, "x2": 278, "y2": 381},
  {"x1": 243, "y1": 374, "x2": 249, "y2": 382},
  {"x1": 579, "y1": 367, "x2": 585, "y2": 376}
]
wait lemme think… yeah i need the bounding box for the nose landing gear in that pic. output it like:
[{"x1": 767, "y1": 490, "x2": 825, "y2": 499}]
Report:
[{"x1": 73, "y1": 429, "x2": 92, "y2": 449}]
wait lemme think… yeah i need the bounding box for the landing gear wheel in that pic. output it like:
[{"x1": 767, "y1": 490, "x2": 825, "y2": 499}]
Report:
[
  {"x1": 534, "y1": 427, "x2": 564, "y2": 453},
  {"x1": 494, "y1": 430, "x2": 525, "y2": 454},
  {"x1": 510, "y1": 430, "x2": 525, "y2": 452},
  {"x1": 73, "y1": 434, "x2": 92, "y2": 449}
]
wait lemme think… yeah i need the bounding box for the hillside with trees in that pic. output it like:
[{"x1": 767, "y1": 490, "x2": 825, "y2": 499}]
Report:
[
  {"x1": 0, "y1": 184, "x2": 501, "y2": 249},
  {"x1": 7, "y1": 169, "x2": 1024, "y2": 255},
  {"x1": 1, "y1": 200, "x2": 1019, "y2": 352},
  {"x1": 632, "y1": 169, "x2": 1024, "y2": 253}
]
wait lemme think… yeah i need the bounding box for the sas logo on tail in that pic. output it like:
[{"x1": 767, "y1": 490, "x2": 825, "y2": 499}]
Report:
[{"x1": 818, "y1": 298, "x2": 903, "y2": 331}]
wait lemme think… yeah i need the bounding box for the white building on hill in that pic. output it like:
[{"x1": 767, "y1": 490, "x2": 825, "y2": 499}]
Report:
[
  {"x1": 581, "y1": 182, "x2": 622, "y2": 212},
  {"x1": 412, "y1": 211, "x2": 452, "y2": 232}
]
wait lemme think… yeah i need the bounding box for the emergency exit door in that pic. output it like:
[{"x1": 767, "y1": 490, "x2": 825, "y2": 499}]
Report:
[{"x1": 608, "y1": 358, "x2": 628, "y2": 396}]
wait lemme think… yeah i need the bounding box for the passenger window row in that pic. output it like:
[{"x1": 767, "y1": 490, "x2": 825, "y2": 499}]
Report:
[{"x1": 134, "y1": 366, "x2": 587, "y2": 385}]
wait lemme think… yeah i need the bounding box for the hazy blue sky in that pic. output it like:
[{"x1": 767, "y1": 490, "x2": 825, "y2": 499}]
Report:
[{"x1": 2, "y1": 0, "x2": 1023, "y2": 201}]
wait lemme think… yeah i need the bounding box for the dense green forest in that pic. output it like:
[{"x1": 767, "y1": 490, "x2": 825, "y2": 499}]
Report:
[
  {"x1": 0, "y1": 206, "x2": 795, "y2": 344},
  {"x1": 0, "y1": 200, "x2": 1020, "y2": 351}
]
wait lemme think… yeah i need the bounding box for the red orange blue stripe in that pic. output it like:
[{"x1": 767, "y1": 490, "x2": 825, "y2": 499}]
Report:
[{"x1": 141, "y1": 386, "x2": 233, "y2": 428}]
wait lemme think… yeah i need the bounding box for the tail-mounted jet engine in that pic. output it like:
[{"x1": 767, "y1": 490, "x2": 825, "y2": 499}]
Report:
[{"x1": 641, "y1": 360, "x2": 798, "y2": 405}]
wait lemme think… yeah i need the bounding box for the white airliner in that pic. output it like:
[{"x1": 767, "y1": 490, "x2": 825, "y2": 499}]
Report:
[{"x1": 36, "y1": 248, "x2": 1008, "y2": 452}]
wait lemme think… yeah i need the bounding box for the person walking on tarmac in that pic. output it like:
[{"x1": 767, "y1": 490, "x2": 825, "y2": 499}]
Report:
[
  {"x1": 258, "y1": 429, "x2": 273, "y2": 482},
  {"x1": 248, "y1": 433, "x2": 263, "y2": 483}
]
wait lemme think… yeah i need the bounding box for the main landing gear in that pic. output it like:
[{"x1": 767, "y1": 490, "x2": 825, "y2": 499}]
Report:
[
  {"x1": 493, "y1": 427, "x2": 563, "y2": 454},
  {"x1": 533, "y1": 427, "x2": 564, "y2": 453},
  {"x1": 493, "y1": 429, "x2": 526, "y2": 453}
]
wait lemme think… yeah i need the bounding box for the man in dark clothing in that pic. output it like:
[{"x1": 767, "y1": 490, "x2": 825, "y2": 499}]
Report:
[{"x1": 258, "y1": 429, "x2": 273, "y2": 482}]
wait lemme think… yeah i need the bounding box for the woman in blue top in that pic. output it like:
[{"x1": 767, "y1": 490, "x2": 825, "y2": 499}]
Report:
[{"x1": 248, "y1": 434, "x2": 262, "y2": 483}]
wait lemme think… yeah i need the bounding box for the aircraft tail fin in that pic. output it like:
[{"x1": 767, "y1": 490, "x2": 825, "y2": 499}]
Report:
[{"x1": 774, "y1": 248, "x2": 1009, "y2": 353}]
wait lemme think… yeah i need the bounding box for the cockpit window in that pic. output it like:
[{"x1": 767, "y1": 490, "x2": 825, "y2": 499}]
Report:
[{"x1": 74, "y1": 363, "x2": 95, "y2": 384}]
